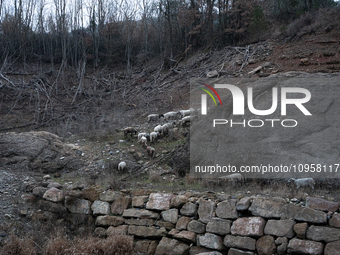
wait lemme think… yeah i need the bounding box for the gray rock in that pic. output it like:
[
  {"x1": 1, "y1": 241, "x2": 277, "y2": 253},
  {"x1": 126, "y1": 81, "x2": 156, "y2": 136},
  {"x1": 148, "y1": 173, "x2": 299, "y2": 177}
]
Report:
[
  {"x1": 224, "y1": 235, "x2": 256, "y2": 250},
  {"x1": 287, "y1": 238, "x2": 324, "y2": 255},
  {"x1": 187, "y1": 220, "x2": 206, "y2": 234},
  {"x1": 132, "y1": 195, "x2": 148, "y2": 208},
  {"x1": 33, "y1": 187, "x2": 48, "y2": 198},
  {"x1": 256, "y1": 235, "x2": 276, "y2": 255},
  {"x1": 215, "y1": 199, "x2": 238, "y2": 219},
  {"x1": 176, "y1": 216, "x2": 191, "y2": 230},
  {"x1": 249, "y1": 197, "x2": 286, "y2": 218},
  {"x1": 198, "y1": 200, "x2": 215, "y2": 223},
  {"x1": 155, "y1": 221, "x2": 175, "y2": 230},
  {"x1": 324, "y1": 240, "x2": 340, "y2": 255},
  {"x1": 106, "y1": 225, "x2": 129, "y2": 236},
  {"x1": 111, "y1": 196, "x2": 132, "y2": 214},
  {"x1": 306, "y1": 197, "x2": 339, "y2": 212},
  {"x1": 197, "y1": 233, "x2": 224, "y2": 250},
  {"x1": 168, "y1": 229, "x2": 196, "y2": 243},
  {"x1": 231, "y1": 217, "x2": 266, "y2": 237},
  {"x1": 95, "y1": 215, "x2": 124, "y2": 227},
  {"x1": 155, "y1": 237, "x2": 190, "y2": 255},
  {"x1": 146, "y1": 193, "x2": 173, "y2": 211},
  {"x1": 294, "y1": 222, "x2": 308, "y2": 239},
  {"x1": 180, "y1": 202, "x2": 198, "y2": 216},
  {"x1": 65, "y1": 196, "x2": 92, "y2": 214},
  {"x1": 124, "y1": 218, "x2": 154, "y2": 226},
  {"x1": 306, "y1": 225, "x2": 340, "y2": 243},
  {"x1": 161, "y1": 208, "x2": 178, "y2": 224},
  {"x1": 329, "y1": 213, "x2": 340, "y2": 228},
  {"x1": 236, "y1": 197, "x2": 251, "y2": 211},
  {"x1": 206, "y1": 218, "x2": 231, "y2": 235},
  {"x1": 38, "y1": 200, "x2": 66, "y2": 215},
  {"x1": 43, "y1": 187, "x2": 65, "y2": 202},
  {"x1": 171, "y1": 195, "x2": 187, "y2": 208},
  {"x1": 91, "y1": 200, "x2": 110, "y2": 215},
  {"x1": 94, "y1": 227, "x2": 107, "y2": 237},
  {"x1": 123, "y1": 208, "x2": 159, "y2": 219},
  {"x1": 135, "y1": 240, "x2": 158, "y2": 255},
  {"x1": 99, "y1": 190, "x2": 121, "y2": 202},
  {"x1": 264, "y1": 219, "x2": 295, "y2": 238}
]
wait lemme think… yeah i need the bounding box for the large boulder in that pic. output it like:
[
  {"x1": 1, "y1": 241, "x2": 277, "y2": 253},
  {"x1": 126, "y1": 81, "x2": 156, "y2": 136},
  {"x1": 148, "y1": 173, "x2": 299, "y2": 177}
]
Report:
[{"x1": 0, "y1": 131, "x2": 83, "y2": 172}]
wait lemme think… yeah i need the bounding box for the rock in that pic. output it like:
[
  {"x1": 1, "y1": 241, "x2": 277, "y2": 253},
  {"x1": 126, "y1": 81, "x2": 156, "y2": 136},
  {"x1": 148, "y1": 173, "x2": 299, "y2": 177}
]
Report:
[
  {"x1": 206, "y1": 218, "x2": 231, "y2": 235},
  {"x1": 132, "y1": 196, "x2": 148, "y2": 208},
  {"x1": 215, "y1": 199, "x2": 238, "y2": 219},
  {"x1": 197, "y1": 233, "x2": 224, "y2": 250},
  {"x1": 125, "y1": 218, "x2": 154, "y2": 226},
  {"x1": 207, "y1": 70, "x2": 218, "y2": 78},
  {"x1": 94, "y1": 227, "x2": 107, "y2": 237},
  {"x1": 111, "y1": 196, "x2": 132, "y2": 214},
  {"x1": 155, "y1": 237, "x2": 190, "y2": 255},
  {"x1": 82, "y1": 186, "x2": 102, "y2": 202},
  {"x1": 0, "y1": 131, "x2": 82, "y2": 172},
  {"x1": 47, "y1": 182, "x2": 62, "y2": 189},
  {"x1": 99, "y1": 190, "x2": 121, "y2": 202},
  {"x1": 176, "y1": 216, "x2": 191, "y2": 230},
  {"x1": 65, "y1": 196, "x2": 92, "y2": 214},
  {"x1": 33, "y1": 187, "x2": 48, "y2": 198},
  {"x1": 292, "y1": 205, "x2": 327, "y2": 223},
  {"x1": 171, "y1": 195, "x2": 187, "y2": 208},
  {"x1": 306, "y1": 225, "x2": 340, "y2": 243},
  {"x1": 106, "y1": 225, "x2": 129, "y2": 236},
  {"x1": 135, "y1": 240, "x2": 158, "y2": 255},
  {"x1": 95, "y1": 215, "x2": 124, "y2": 227},
  {"x1": 231, "y1": 217, "x2": 266, "y2": 237},
  {"x1": 277, "y1": 242, "x2": 288, "y2": 255},
  {"x1": 189, "y1": 247, "x2": 214, "y2": 255},
  {"x1": 287, "y1": 238, "x2": 324, "y2": 255},
  {"x1": 228, "y1": 248, "x2": 254, "y2": 255},
  {"x1": 128, "y1": 225, "x2": 167, "y2": 239},
  {"x1": 180, "y1": 202, "x2": 197, "y2": 216},
  {"x1": 38, "y1": 200, "x2": 66, "y2": 215},
  {"x1": 168, "y1": 229, "x2": 196, "y2": 243},
  {"x1": 249, "y1": 197, "x2": 286, "y2": 218},
  {"x1": 123, "y1": 209, "x2": 159, "y2": 219},
  {"x1": 198, "y1": 200, "x2": 215, "y2": 223},
  {"x1": 294, "y1": 222, "x2": 308, "y2": 239},
  {"x1": 236, "y1": 197, "x2": 251, "y2": 211},
  {"x1": 264, "y1": 219, "x2": 295, "y2": 238},
  {"x1": 187, "y1": 220, "x2": 206, "y2": 234},
  {"x1": 91, "y1": 200, "x2": 110, "y2": 215},
  {"x1": 155, "y1": 221, "x2": 175, "y2": 230},
  {"x1": 66, "y1": 190, "x2": 82, "y2": 198},
  {"x1": 161, "y1": 209, "x2": 178, "y2": 224},
  {"x1": 43, "y1": 187, "x2": 65, "y2": 202},
  {"x1": 146, "y1": 193, "x2": 173, "y2": 211},
  {"x1": 224, "y1": 235, "x2": 256, "y2": 251},
  {"x1": 329, "y1": 213, "x2": 340, "y2": 228},
  {"x1": 306, "y1": 197, "x2": 339, "y2": 212},
  {"x1": 324, "y1": 240, "x2": 340, "y2": 255},
  {"x1": 256, "y1": 235, "x2": 276, "y2": 255},
  {"x1": 275, "y1": 237, "x2": 288, "y2": 245},
  {"x1": 21, "y1": 194, "x2": 36, "y2": 203}
]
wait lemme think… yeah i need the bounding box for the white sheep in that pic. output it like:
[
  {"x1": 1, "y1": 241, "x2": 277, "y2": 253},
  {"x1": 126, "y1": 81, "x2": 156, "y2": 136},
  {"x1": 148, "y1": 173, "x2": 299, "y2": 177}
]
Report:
[
  {"x1": 154, "y1": 125, "x2": 162, "y2": 134},
  {"x1": 178, "y1": 109, "x2": 191, "y2": 118},
  {"x1": 147, "y1": 114, "x2": 164, "y2": 123},
  {"x1": 140, "y1": 136, "x2": 147, "y2": 146},
  {"x1": 118, "y1": 161, "x2": 127, "y2": 172},
  {"x1": 163, "y1": 111, "x2": 180, "y2": 121},
  {"x1": 219, "y1": 173, "x2": 245, "y2": 184},
  {"x1": 288, "y1": 178, "x2": 315, "y2": 189},
  {"x1": 180, "y1": 116, "x2": 192, "y2": 126},
  {"x1": 138, "y1": 132, "x2": 148, "y2": 141},
  {"x1": 150, "y1": 132, "x2": 159, "y2": 143},
  {"x1": 161, "y1": 122, "x2": 174, "y2": 136}
]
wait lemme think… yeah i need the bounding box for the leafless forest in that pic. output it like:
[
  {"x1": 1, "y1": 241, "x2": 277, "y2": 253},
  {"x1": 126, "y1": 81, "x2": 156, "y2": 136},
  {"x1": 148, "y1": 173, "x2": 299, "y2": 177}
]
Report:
[{"x1": 0, "y1": 0, "x2": 338, "y2": 135}]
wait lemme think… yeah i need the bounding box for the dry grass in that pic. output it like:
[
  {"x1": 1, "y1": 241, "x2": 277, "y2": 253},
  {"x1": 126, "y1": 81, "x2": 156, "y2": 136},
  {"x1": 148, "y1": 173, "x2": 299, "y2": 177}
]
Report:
[{"x1": 0, "y1": 234, "x2": 37, "y2": 255}]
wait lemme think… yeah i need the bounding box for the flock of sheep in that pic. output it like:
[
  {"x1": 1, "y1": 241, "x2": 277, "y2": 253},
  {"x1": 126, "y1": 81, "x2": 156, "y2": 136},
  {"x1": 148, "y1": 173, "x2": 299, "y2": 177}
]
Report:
[
  {"x1": 117, "y1": 109, "x2": 194, "y2": 173},
  {"x1": 118, "y1": 110, "x2": 317, "y2": 189}
]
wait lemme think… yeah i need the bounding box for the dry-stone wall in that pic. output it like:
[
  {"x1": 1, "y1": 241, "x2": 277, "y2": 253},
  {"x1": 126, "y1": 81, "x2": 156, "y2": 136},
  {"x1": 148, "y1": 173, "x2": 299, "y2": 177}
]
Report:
[{"x1": 23, "y1": 181, "x2": 340, "y2": 255}]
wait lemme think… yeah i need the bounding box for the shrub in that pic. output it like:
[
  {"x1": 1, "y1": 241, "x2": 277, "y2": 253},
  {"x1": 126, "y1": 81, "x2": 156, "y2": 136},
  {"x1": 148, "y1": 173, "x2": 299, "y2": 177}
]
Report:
[{"x1": 0, "y1": 234, "x2": 37, "y2": 255}]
